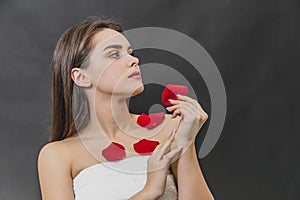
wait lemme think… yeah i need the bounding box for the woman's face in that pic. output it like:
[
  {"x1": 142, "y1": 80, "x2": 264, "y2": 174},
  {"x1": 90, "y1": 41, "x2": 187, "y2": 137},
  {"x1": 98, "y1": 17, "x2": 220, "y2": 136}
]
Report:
[{"x1": 85, "y1": 28, "x2": 144, "y2": 97}]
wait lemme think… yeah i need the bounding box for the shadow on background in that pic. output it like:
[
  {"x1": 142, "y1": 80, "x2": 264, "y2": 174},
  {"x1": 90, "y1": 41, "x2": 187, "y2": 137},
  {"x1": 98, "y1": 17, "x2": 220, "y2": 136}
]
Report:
[{"x1": 0, "y1": 0, "x2": 299, "y2": 199}]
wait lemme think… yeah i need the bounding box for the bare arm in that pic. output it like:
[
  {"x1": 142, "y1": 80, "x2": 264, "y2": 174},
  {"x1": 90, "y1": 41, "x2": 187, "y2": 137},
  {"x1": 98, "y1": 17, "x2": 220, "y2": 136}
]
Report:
[
  {"x1": 128, "y1": 186, "x2": 159, "y2": 200},
  {"x1": 37, "y1": 142, "x2": 75, "y2": 200},
  {"x1": 170, "y1": 142, "x2": 214, "y2": 200},
  {"x1": 130, "y1": 128, "x2": 184, "y2": 200},
  {"x1": 166, "y1": 94, "x2": 215, "y2": 200}
]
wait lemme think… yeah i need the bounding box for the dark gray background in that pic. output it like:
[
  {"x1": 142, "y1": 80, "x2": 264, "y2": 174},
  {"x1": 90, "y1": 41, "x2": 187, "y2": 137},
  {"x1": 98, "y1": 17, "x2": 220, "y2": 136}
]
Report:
[{"x1": 0, "y1": 0, "x2": 299, "y2": 199}]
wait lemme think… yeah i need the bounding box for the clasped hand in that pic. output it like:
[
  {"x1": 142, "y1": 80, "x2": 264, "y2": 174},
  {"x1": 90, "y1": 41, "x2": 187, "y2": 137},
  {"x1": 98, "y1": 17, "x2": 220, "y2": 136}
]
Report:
[{"x1": 166, "y1": 94, "x2": 208, "y2": 148}]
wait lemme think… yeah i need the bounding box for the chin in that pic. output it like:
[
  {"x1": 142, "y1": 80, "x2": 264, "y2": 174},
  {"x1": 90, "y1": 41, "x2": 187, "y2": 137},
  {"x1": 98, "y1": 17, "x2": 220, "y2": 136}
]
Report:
[{"x1": 131, "y1": 85, "x2": 144, "y2": 97}]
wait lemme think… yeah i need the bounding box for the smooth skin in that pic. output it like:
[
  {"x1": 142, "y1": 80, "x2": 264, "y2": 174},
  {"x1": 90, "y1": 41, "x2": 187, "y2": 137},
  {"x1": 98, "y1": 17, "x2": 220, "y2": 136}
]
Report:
[
  {"x1": 38, "y1": 28, "x2": 214, "y2": 199},
  {"x1": 129, "y1": 129, "x2": 183, "y2": 199},
  {"x1": 38, "y1": 119, "x2": 184, "y2": 200},
  {"x1": 167, "y1": 94, "x2": 215, "y2": 200}
]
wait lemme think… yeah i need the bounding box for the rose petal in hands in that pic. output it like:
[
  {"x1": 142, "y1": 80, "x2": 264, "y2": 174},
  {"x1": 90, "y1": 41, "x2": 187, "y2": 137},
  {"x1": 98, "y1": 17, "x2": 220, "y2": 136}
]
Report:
[
  {"x1": 166, "y1": 102, "x2": 181, "y2": 118},
  {"x1": 167, "y1": 98, "x2": 196, "y2": 119},
  {"x1": 167, "y1": 94, "x2": 209, "y2": 147},
  {"x1": 166, "y1": 99, "x2": 182, "y2": 118}
]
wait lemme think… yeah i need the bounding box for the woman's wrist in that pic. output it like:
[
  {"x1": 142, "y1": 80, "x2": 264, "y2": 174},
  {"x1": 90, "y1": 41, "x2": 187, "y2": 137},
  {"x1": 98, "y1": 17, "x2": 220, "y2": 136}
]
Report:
[
  {"x1": 128, "y1": 185, "x2": 160, "y2": 200},
  {"x1": 142, "y1": 184, "x2": 161, "y2": 199}
]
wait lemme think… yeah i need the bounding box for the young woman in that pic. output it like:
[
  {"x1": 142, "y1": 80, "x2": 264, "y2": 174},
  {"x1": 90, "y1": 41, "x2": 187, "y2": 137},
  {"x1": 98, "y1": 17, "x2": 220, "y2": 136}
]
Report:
[{"x1": 37, "y1": 17, "x2": 214, "y2": 200}]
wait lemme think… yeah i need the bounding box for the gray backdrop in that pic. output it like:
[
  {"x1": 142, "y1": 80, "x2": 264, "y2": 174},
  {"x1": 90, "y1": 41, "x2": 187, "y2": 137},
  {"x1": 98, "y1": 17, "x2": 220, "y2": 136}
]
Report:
[{"x1": 0, "y1": 0, "x2": 299, "y2": 199}]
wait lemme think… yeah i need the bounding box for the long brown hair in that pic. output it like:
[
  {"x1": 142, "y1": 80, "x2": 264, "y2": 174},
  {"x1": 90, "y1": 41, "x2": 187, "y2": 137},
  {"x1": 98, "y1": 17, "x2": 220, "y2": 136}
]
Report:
[{"x1": 50, "y1": 17, "x2": 123, "y2": 142}]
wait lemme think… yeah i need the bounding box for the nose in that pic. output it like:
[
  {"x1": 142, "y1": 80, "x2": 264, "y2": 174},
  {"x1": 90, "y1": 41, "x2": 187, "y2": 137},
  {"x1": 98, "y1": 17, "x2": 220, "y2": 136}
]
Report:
[{"x1": 128, "y1": 54, "x2": 139, "y2": 68}]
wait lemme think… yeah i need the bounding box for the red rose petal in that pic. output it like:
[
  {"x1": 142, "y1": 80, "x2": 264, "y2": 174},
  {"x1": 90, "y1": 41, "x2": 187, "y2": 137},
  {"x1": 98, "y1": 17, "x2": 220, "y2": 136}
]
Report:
[
  {"x1": 133, "y1": 139, "x2": 160, "y2": 155},
  {"x1": 137, "y1": 113, "x2": 151, "y2": 127},
  {"x1": 102, "y1": 142, "x2": 126, "y2": 162},
  {"x1": 146, "y1": 112, "x2": 165, "y2": 129},
  {"x1": 161, "y1": 84, "x2": 189, "y2": 106}
]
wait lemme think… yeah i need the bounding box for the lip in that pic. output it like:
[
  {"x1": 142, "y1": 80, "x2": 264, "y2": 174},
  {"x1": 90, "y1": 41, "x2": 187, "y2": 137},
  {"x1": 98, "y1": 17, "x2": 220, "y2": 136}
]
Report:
[{"x1": 128, "y1": 70, "x2": 141, "y2": 78}]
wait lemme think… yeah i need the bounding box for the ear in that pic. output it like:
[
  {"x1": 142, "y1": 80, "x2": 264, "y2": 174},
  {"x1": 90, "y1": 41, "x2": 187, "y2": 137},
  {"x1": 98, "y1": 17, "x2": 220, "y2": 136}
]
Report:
[{"x1": 71, "y1": 68, "x2": 92, "y2": 87}]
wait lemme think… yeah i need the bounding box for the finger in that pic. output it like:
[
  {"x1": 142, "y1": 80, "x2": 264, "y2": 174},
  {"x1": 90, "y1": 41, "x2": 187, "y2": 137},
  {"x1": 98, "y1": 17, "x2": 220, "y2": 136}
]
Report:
[
  {"x1": 168, "y1": 99, "x2": 180, "y2": 105},
  {"x1": 173, "y1": 101, "x2": 195, "y2": 117},
  {"x1": 153, "y1": 130, "x2": 176, "y2": 159},
  {"x1": 171, "y1": 95, "x2": 200, "y2": 112},
  {"x1": 172, "y1": 108, "x2": 181, "y2": 118},
  {"x1": 166, "y1": 104, "x2": 180, "y2": 112},
  {"x1": 157, "y1": 129, "x2": 175, "y2": 156},
  {"x1": 162, "y1": 146, "x2": 183, "y2": 164},
  {"x1": 183, "y1": 102, "x2": 200, "y2": 116},
  {"x1": 170, "y1": 99, "x2": 194, "y2": 114},
  {"x1": 169, "y1": 100, "x2": 200, "y2": 119},
  {"x1": 180, "y1": 100, "x2": 205, "y2": 121},
  {"x1": 170, "y1": 99, "x2": 193, "y2": 111},
  {"x1": 177, "y1": 94, "x2": 206, "y2": 113},
  {"x1": 176, "y1": 94, "x2": 195, "y2": 103},
  {"x1": 180, "y1": 102, "x2": 197, "y2": 115},
  {"x1": 177, "y1": 94, "x2": 200, "y2": 109}
]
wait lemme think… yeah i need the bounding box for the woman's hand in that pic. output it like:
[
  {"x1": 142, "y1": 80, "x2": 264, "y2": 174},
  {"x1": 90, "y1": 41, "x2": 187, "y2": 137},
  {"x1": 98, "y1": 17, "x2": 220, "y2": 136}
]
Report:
[
  {"x1": 166, "y1": 94, "x2": 208, "y2": 147},
  {"x1": 143, "y1": 129, "x2": 183, "y2": 198}
]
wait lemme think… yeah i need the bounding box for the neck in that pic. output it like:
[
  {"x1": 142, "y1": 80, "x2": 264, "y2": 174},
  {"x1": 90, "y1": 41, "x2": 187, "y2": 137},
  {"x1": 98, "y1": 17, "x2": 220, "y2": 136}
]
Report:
[{"x1": 83, "y1": 91, "x2": 139, "y2": 141}]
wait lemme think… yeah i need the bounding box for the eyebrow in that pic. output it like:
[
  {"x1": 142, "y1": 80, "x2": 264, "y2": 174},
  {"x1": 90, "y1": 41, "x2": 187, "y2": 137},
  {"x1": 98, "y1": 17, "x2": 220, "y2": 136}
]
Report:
[{"x1": 103, "y1": 44, "x2": 132, "y2": 52}]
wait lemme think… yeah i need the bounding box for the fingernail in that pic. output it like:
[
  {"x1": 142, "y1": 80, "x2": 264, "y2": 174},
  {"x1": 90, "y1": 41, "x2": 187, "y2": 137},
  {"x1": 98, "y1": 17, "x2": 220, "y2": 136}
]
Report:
[
  {"x1": 169, "y1": 129, "x2": 176, "y2": 137},
  {"x1": 176, "y1": 94, "x2": 182, "y2": 97},
  {"x1": 168, "y1": 99, "x2": 174, "y2": 103}
]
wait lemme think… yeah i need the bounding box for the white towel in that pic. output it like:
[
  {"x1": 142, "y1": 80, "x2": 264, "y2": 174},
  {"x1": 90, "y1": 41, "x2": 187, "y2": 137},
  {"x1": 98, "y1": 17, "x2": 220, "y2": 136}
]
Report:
[{"x1": 73, "y1": 155, "x2": 178, "y2": 200}]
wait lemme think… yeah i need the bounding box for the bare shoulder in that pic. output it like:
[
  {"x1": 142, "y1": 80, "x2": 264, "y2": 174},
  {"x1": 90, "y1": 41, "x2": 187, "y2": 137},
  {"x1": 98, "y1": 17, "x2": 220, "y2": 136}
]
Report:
[
  {"x1": 38, "y1": 140, "x2": 75, "y2": 199},
  {"x1": 38, "y1": 139, "x2": 77, "y2": 177},
  {"x1": 38, "y1": 140, "x2": 72, "y2": 165},
  {"x1": 37, "y1": 140, "x2": 73, "y2": 183}
]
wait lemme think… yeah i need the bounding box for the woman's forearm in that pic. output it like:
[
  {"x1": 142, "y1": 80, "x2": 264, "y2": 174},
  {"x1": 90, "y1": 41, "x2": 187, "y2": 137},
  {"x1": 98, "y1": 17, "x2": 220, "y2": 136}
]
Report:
[
  {"x1": 128, "y1": 187, "x2": 159, "y2": 200},
  {"x1": 171, "y1": 143, "x2": 214, "y2": 200}
]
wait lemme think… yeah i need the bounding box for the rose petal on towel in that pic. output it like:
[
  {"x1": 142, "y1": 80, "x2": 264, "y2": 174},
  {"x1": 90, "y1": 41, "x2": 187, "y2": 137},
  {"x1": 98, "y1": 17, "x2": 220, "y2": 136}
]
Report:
[
  {"x1": 102, "y1": 142, "x2": 126, "y2": 162},
  {"x1": 133, "y1": 139, "x2": 160, "y2": 155},
  {"x1": 137, "y1": 113, "x2": 151, "y2": 127},
  {"x1": 161, "y1": 84, "x2": 189, "y2": 106},
  {"x1": 146, "y1": 112, "x2": 165, "y2": 129}
]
